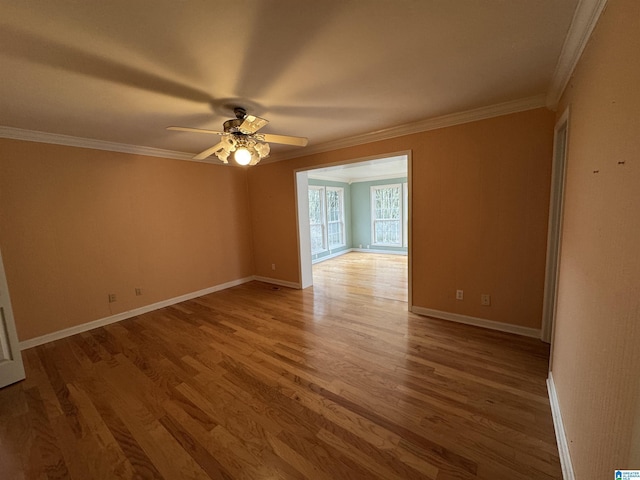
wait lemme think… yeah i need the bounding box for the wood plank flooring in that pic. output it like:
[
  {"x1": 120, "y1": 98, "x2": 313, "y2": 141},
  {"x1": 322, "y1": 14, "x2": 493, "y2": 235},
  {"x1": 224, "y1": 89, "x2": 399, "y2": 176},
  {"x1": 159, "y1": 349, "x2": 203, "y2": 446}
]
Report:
[
  {"x1": 0, "y1": 252, "x2": 561, "y2": 479},
  {"x1": 313, "y1": 252, "x2": 408, "y2": 303}
]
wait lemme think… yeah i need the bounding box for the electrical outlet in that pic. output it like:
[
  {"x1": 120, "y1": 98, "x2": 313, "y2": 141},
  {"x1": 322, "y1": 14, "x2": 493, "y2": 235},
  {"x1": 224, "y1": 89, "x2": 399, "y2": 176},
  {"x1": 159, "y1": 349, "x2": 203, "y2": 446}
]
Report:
[
  {"x1": 135, "y1": 288, "x2": 142, "y2": 296},
  {"x1": 108, "y1": 293, "x2": 116, "y2": 303},
  {"x1": 456, "y1": 290, "x2": 464, "y2": 300},
  {"x1": 271, "y1": 263, "x2": 276, "y2": 270},
  {"x1": 481, "y1": 294, "x2": 491, "y2": 306}
]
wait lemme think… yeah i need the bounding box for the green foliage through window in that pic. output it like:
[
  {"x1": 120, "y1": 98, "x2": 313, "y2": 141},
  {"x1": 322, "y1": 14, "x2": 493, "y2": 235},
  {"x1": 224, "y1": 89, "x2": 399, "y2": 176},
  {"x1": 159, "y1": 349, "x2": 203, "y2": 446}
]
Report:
[{"x1": 308, "y1": 186, "x2": 345, "y2": 254}]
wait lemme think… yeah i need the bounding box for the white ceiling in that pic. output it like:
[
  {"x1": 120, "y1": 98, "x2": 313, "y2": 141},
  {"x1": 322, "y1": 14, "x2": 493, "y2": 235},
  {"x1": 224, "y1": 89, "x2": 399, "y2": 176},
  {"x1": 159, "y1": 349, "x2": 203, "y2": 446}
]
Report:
[
  {"x1": 0, "y1": 0, "x2": 580, "y2": 162},
  {"x1": 308, "y1": 156, "x2": 407, "y2": 183}
]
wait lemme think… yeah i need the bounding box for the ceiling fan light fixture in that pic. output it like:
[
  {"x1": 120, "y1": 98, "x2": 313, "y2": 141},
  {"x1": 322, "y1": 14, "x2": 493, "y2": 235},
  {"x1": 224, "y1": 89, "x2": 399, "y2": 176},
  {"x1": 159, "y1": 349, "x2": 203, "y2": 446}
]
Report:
[
  {"x1": 169, "y1": 108, "x2": 307, "y2": 165},
  {"x1": 254, "y1": 141, "x2": 270, "y2": 158},
  {"x1": 234, "y1": 146, "x2": 252, "y2": 166}
]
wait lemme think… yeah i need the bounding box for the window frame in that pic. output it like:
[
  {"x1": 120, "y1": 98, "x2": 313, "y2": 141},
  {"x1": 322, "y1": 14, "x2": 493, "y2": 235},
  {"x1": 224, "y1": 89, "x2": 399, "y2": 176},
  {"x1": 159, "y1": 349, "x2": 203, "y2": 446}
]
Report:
[
  {"x1": 308, "y1": 185, "x2": 346, "y2": 254},
  {"x1": 402, "y1": 182, "x2": 408, "y2": 248},
  {"x1": 370, "y1": 183, "x2": 404, "y2": 247},
  {"x1": 308, "y1": 185, "x2": 327, "y2": 254},
  {"x1": 326, "y1": 186, "x2": 346, "y2": 249}
]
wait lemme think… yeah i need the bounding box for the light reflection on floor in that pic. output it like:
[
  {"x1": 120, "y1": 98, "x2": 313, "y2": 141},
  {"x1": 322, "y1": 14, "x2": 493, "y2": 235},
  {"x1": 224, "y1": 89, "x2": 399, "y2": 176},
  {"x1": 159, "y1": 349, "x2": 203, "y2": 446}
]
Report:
[{"x1": 312, "y1": 252, "x2": 408, "y2": 303}]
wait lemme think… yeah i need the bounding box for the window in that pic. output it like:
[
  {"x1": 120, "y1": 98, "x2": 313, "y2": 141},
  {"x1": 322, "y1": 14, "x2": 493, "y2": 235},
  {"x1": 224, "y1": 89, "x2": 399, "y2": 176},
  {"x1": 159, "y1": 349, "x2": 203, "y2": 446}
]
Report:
[
  {"x1": 403, "y1": 182, "x2": 408, "y2": 248},
  {"x1": 371, "y1": 184, "x2": 405, "y2": 246},
  {"x1": 326, "y1": 187, "x2": 345, "y2": 249},
  {"x1": 308, "y1": 185, "x2": 345, "y2": 254},
  {"x1": 308, "y1": 186, "x2": 326, "y2": 254}
]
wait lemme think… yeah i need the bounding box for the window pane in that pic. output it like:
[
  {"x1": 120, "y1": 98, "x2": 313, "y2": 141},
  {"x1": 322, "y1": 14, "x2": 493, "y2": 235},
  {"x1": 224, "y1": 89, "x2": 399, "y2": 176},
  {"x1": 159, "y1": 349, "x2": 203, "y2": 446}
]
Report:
[
  {"x1": 309, "y1": 186, "x2": 345, "y2": 252},
  {"x1": 308, "y1": 187, "x2": 326, "y2": 253},
  {"x1": 372, "y1": 185, "x2": 402, "y2": 246},
  {"x1": 374, "y1": 186, "x2": 400, "y2": 220},
  {"x1": 374, "y1": 220, "x2": 400, "y2": 244},
  {"x1": 327, "y1": 221, "x2": 343, "y2": 248},
  {"x1": 310, "y1": 224, "x2": 325, "y2": 252},
  {"x1": 327, "y1": 190, "x2": 339, "y2": 222},
  {"x1": 308, "y1": 189, "x2": 323, "y2": 224},
  {"x1": 326, "y1": 187, "x2": 345, "y2": 248}
]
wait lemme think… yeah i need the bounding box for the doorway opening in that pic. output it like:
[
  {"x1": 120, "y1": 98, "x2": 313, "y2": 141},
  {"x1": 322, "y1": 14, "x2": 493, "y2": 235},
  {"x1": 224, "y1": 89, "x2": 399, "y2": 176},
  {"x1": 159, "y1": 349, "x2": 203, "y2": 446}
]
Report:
[
  {"x1": 0, "y1": 246, "x2": 26, "y2": 388},
  {"x1": 295, "y1": 153, "x2": 411, "y2": 306},
  {"x1": 542, "y1": 108, "x2": 570, "y2": 345}
]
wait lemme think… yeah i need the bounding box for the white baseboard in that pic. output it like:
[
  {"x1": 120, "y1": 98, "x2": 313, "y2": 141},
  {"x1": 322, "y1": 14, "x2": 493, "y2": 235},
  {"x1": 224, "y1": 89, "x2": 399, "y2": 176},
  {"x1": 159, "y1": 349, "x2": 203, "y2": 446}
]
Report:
[
  {"x1": 547, "y1": 373, "x2": 575, "y2": 480},
  {"x1": 18, "y1": 276, "x2": 254, "y2": 350},
  {"x1": 352, "y1": 248, "x2": 408, "y2": 256},
  {"x1": 410, "y1": 306, "x2": 541, "y2": 338},
  {"x1": 252, "y1": 276, "x2": 301, "y2": 289},
  {"x1": 312, "y1": 248, "x2": 354, "y2": 264}
]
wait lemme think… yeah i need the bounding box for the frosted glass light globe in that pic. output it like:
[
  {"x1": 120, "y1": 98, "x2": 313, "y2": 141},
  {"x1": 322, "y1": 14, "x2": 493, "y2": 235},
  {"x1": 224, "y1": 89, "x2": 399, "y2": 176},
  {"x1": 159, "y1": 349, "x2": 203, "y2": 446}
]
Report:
[{"x1": 234, "y1": 147, "x2": 252, "y2": 165}]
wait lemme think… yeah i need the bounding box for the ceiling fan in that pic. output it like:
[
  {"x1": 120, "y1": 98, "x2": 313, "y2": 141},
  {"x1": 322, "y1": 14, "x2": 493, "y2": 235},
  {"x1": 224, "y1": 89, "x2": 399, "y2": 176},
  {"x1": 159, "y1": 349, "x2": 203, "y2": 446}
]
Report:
[{"x1": 167, "y1": 107, "x2": 308, "y2": 166}]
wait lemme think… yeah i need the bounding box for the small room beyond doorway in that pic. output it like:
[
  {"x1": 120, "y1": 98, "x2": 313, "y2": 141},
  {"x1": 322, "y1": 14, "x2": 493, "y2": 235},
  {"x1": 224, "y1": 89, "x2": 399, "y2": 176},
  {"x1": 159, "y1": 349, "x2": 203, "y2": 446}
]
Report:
[{"x1": 296, "y1": 154, "x2": 410, "y2": 304}]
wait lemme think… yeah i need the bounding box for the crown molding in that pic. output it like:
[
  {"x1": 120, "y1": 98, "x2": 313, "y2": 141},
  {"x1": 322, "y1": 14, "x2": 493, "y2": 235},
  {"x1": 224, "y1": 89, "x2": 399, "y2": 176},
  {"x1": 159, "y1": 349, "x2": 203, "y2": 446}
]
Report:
[
  {"x1": 307, "y1": 173, "x2": 351, "y2": 184},
  {"x1": 0, "y1": 126, "x2": 195, "y2": 161},
  {"x1": 267, "y1": 94, "x2": 547, "y2": 163},
  {"x1": 309, "y1": 172, "x2": 407, "y2": 185},
  {"x1": 1, "y1": 94, "x2": 546, "y2": 165},
  {"x1": 546, "y1": 0, "x2": 608, "y2": 108}
]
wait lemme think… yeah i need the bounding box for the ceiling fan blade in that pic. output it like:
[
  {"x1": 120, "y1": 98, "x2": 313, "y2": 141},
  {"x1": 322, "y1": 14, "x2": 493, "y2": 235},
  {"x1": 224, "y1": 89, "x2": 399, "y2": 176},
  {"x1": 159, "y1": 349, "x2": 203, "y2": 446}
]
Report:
[
  {"x1": 167, "y1": 126, "x2": 225, "y2": 136},
  {"x1": 239, "y1": 115, "x2": 269, "y2": 134},
  {"x1": 262, "y1": 133, "x2": 309, "y2": 147},
  {"x1": 193, "y1": 141, "x2": 227, "y2": 161}
]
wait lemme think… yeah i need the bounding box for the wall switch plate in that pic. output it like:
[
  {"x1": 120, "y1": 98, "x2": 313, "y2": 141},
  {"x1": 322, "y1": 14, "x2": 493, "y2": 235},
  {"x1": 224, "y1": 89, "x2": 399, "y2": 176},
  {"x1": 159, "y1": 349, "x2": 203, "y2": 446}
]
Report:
[
  {"x1": 481, "y1": 294, "x2": 491, "y2": 306},
  {"x1": 456, "y1": 290, "x2": 464, "y2": 300}
]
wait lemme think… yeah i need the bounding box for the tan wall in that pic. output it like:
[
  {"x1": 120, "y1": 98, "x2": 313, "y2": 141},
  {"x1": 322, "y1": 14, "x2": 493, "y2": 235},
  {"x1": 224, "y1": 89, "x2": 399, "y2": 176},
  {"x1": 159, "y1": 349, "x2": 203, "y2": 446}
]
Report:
[
  {"x1": 248, "y1": 107, "x2": 555, "y2": 329},
  {"x1": 550, "y1": 0, "x2": 640, "y2": 477},
  {"x1": 0, "y1": 139, "x2": 254, "y2": 341}
]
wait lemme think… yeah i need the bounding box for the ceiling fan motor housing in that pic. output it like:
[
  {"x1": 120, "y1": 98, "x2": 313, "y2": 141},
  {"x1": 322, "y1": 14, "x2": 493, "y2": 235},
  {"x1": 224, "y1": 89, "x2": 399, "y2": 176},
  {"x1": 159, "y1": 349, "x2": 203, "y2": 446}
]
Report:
[{"x1": 223, "y1": 118, "x2": 245, "y2": 133}]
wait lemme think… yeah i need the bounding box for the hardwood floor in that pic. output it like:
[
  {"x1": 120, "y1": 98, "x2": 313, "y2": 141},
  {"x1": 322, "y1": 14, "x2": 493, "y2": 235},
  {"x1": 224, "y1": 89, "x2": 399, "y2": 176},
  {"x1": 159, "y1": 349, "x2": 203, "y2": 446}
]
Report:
[
  {"x1": 313, "y1": 252, "x2": 408, "y2": 303},
  {"x1": 0, "y1": 252, "x2": 561, "y2": 479}
]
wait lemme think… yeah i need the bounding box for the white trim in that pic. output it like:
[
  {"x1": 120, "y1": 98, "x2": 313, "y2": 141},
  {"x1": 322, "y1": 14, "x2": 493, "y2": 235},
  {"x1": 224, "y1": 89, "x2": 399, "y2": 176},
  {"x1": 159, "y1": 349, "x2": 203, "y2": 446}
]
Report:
[
  {"x1": 402, "y1": 182, "x2": 408, "y2": 249},
  {"x1": 268, "y1": 95, "x2": 547, "y2": 162},
  {"x1": 547, "y1": 373, "x2": 576, "y2": 480},
  {"x1": 0, "y1": 126, "x2": 197, "y2": 162},
  {"x1": 252, "y1": 276, "x2": 301, "y2": 289},
  {"x1": 0, "y1": 246, "x2": 26, "y2": 386},
  {"x1": 297, "y1": 152, "x2": 411, "y2": 175},
  {"x1": 295, "y1": 171, "x2": 314, "y2": 289},
  {"x1": 326, "y1": 186, "x2": 346, "y2": 250},
  {"x1": 308, "y1": 172, "x2": 407, "y2": 185},
  {"x1": 307, "y1": 173, "x2": 347, "y2": 183},
  {"x1": 411, "y1": 306, "x2": 541, "y2": 338},
  {"x1": 406, "y1": 153, "x2": 413, "y2": 309},
  {"x1": 351, "y1": 248, "x2": 407, "y2": 256},
  {"x1": 311, "y1": 248, "x2": 353, "y2": 264},
  {"x1": 546, "y1": 0, "x2": 608, "y2": 108},
  {"x1": 371, "y1": 183, "x2": 404, "y2": 248},
  {"x1": 308, "y1": 185, "x2": 328, "y2": 254},
  {"x1": 542, "y1": 107, "x2": 570, "y2": 344},
  {"x1": 19, "y1": 276, "x2": 254, "y2": 350},
  {"x1": 3, "y1": 95, "x2": 548, "y2": 165}
]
